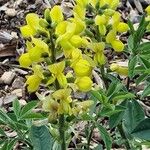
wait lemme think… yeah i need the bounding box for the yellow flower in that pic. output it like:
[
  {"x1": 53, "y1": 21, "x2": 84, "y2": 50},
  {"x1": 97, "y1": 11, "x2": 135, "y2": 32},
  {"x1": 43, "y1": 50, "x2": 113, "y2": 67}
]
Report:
[
  {"x1": 110, "y1": 0, "x2": 120, "y2": 10},
  {"x1": 52, "y1": 89, "x2": 72, "y2": 114},
  {"x1": 94, "y1": 53, "x2": 106, "y2": 65},
  {"x1": 55, "y1": 21, "x2": 68, "y2": 36},
  {"x1": 48, "y1": 61, "x2": 67, "y2": 87},
  {"x1": 111, "y1": 11, "x2": 121, "y2": 27},
  {"x1": 20, "y1": 13, "x2": 39, "y2": 37},
  {"x1": 110, "y1": 63, "x2": 128, "y2": 76},
  {"x1": 117, "y1": 22, "x2": 129, "y2": 33},
  {"x1": 19, "y1": 53, "x2": 32, "y2": 67},
  {"x1": 73, "y1": 59, "x2": 92, "y2": 77},
  {"x1": 75, "y1": 76, "x2": 93, "y2": 92},
  {"x1": 50, "y1": 5, "x2": 64, "y2": 24},
  {"x1": 145, "y1": 6, "x2": 150, "y2": 15},
  {"x1": 111, "y1": 40, "x2": 124, "y2": 52},
  {"x1": 106, "y1": 29, "x2": 116, "y2": 43},
  {"x1": 95, "y1": 15, "x2": 107, "y2": 25},
  {"x1": 90, "y1": 42, "x2": 105, "y2": 53},
  {"x1": 26, "y1": 75, "x2": 42, "y2": 92}
]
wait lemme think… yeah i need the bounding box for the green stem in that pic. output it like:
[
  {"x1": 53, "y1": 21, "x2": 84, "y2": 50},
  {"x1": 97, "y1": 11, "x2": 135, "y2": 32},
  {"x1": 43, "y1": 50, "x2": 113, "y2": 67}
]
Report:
[
  {"x1": 100, "y1": 65, "x2": 108, "y2": 89},
  {"x1": 49, "y1": 30, "x2": 66, "y2": 150},
  {"x1": 117, "y1": 123, "x2": 131, "y2": 150},
  {"x1": 59, "y1": 114, "x2": 66, "y2": 150}
]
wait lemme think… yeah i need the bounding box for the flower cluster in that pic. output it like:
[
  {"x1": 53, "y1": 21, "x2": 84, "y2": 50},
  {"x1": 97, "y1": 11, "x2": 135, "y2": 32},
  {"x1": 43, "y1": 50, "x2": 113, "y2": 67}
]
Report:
[{"x1": 19, "y1": 0, "x2": 129, "y2": 122}]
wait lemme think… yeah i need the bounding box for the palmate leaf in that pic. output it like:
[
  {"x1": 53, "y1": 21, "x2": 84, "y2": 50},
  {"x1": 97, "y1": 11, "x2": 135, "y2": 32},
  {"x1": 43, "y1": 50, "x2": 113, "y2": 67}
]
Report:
[
  {"x1": 30, "y1": 125, "x2": 54, "y2": 150},
  {"x1": 131, "y1": 118, "x2": 150, "y2": 140}
]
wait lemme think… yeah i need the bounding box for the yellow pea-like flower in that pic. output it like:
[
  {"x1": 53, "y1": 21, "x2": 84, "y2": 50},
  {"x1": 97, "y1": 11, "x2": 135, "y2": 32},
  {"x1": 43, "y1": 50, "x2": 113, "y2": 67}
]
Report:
[
  {"x1": 55, "y1": 21, "x2": 68, "y2": 36},
  {"x1": 106, "y1": 29, "x2": 116, "y2": 43},
  {"x1": 19, "y1": 53, "x2": 32, "y2": 67},
  {"x1": 70, "y1": 35, "x2": 84, "y2": 48},
  {"x1": 111, "y1": 11, "x2": 121, "y2": 27},
  {"x1": 90, "y1": 42, "x2": 105, "y2": 53},
  {"x1": 111, "y1": 40, "x2": 124, "y2": 52},
  {"x1": 20, "y1": 25, "x2": 36, "y2": 37},
  {"x1": 145, "y1": 6, "x2": 150, "y2": 15},
  {"x1": 104, "y1": 9, "x2": 115, "y2": 16},
  {"x1": 26, "y1": 75, "x2": 42, "y2": 92},
  {"x1": 50, "y1": 5, "x2": 64, "y2": 23},
  {"x1": 110, "y1": 63, "x2": 128, "y2": 76},
  {"x1": 117, "y1": 22, "x2": 129, "y2": 33},
  {"x1": 98, "y1": 25, "x2": 106, "y2": 35},
  {"x1": 110, "y1": 0, "x2": 119, "y2": 10},
  {"x1": 95, "y1": 15, "x2": 107, "y2": 25},
  {"x1": 75, "y1": 76, "x2": 93, "y2": 92},
  {"x1": 73, "y1": 59, "x2": 92, "y2": 77},
  {"x1": 94, "y1": 53, "x2": 106, "y2": 65},
  {"x1": 76, "y1": 0, "x2": 90, "y2": 7},
  {"x1": 99, "y1": 0, "x2": 111, "y2": 7}
]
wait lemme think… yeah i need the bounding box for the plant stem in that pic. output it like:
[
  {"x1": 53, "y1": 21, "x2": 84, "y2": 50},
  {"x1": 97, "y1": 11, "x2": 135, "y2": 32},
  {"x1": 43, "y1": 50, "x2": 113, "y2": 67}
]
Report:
[
  {"x1": 59, "y1": 114, "x2": 66, "y2": 150},
  {"x1": 100, "y1": 65, "x2": 108, "y2": 89},
  {"x1": 117, "y1": 123, "x2": 131, "y2": 150},
  {"x1": 49, "y1": 30, "x2": 66, "y2": 150}
]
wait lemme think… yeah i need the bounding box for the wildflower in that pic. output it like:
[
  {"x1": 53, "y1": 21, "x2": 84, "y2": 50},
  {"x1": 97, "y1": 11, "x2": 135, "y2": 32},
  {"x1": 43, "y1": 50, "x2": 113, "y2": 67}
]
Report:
[
  {"x1": 19, "y1": 53, "x2": 32, "y2": 68},
  {"x1": 110, "y1": 63, "x2": 128, "y2": 76},
  {"x1": 75, "y1": 76, "x2": 93, "y2": 92},
  {"x1": 117, "y1": 22, "x2": 129, "y2": 33},
  {"x1": 111, "y1": 40, "x2": 124, "y2": 52},
  {"x1": 145, "y1": 6, "x2": 150, "y2": 15}
]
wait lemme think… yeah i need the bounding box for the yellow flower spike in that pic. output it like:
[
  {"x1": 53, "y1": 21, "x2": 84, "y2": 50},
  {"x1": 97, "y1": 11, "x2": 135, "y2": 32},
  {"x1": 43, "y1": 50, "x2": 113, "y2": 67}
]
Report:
[
  {"x1": 110, "y1": 0, "x2": 120, "y2": 10},
  {"x1": 117, "y1": 22, "x2": 129, "y2": 33},
  {"x1": 55, "y1": 21, "x2": 68, "y2": 36},
  {"x1": 19, "y1": 53, "x2": 32, "y2": 67},
  {"x1": 28, "y1": 46, "x2": 43, "y2": 61},
  {"x1": 50, "y1": 5, "x2": 64, "y2": 24},
  {"x1": 73, "y1": 59, "x2": 92, "y2": 77},
  {"x1": 75, "y1": 76, "x2": 93, "y2": 92},
  {"x1": 20, "y1": 25, "x2": 36, "y2": 37},
  {"x1": 145, "y1": 6, "x2": 150, "y2": 15},
  {"x1": 106, "y1": 29, "x2": 116, "y2": 43},
  {"x1": 26, "y1": 13, "x2": 39, "y2": 29},
  {"x1": 110, "y1": 63, "x2": 128, "y2": 76},
  {"x1": 26, "y1": 74, "x2": 42, "y2": 92},
  {"x1": 98, "y1": 25, "x2": 106, "y2": 35},
  {"x1": 111, "y1": 40, "x2": 124, "y2": 52},
  {"x1": 95, "y1": 15, "x2": 107, "y2": 25}
]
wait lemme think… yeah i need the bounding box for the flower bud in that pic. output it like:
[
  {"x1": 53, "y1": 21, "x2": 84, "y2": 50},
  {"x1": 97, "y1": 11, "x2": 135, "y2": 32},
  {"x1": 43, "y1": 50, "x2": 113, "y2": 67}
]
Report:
[
  {"x1": 98, "y1": 25, "x2": 106, "y2": 35},
  {"x1": 39, "y1": 18, "x2": 50, "y2": 29},
  {"x1": 44, "y1": 8, "x2": 51, "y2": 24},
  {"x1": 73, "y1": 59, "x2": 92, "y2": 77},
  {"x1": 117, "y1": 22, "x2": 129, "y2": 33},
  {"x1": 95, "y1": 15, "x2": 107, "y2": 25},
  {"x1": 111, "y1": 40, "x2": 124, "y2": 52},
  {"x1": 75, "y1": 76, "x2": 93, "y2": 92},
  {"x1": 106, "y1": 30, "x2": 116, "y2": 43}
]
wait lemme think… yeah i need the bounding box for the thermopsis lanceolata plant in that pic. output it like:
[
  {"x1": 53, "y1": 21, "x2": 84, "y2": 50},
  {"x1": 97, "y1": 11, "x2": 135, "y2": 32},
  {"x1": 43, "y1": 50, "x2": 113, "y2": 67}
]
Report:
[{"x1": 1, "y1": 0, "x2": 150, "y2": 150}]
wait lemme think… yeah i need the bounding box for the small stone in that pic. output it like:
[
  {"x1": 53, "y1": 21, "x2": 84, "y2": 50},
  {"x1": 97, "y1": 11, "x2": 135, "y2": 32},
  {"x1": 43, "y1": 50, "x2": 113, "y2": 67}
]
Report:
[
  {"x1": 12, "y1": 76, "x2": 25, "y2": 89},
  {"x1": 1, "y1": 71, "x2": 15, "y2": 85},
  {"x1": 5, "y1": 8, "x2": 17, "y2": 17},
  {"x1": 11, "y1": 89, "x2": 22, "y2": 98},
  {"x1": 3, "y1": 94, "x2": 17, "y2": 105}
]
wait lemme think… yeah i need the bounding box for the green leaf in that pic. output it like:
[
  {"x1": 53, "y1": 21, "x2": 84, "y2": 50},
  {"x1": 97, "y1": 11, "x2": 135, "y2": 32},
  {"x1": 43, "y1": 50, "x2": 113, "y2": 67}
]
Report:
[
  {"x1": 136, "y1": 73, "x2": 148, "y2": 85},
  {"x1": 20, "y1": 101, "x2": 38, "y2": 118},
  {"x1": 128, "y1": 55, "x2": 138, "y2": 78},
  {"x1": 0, "y1": 128, "x2": 7, "y2": 137},
  {"x1": 139, "y1": 42, "x2": 150, "y2": 54},
  {"x1": 109, "y1": 103, "x2": 127, "y2": 129},
  {"x1": 127, "y1": 35, "x2": 134, "y2": 51},
  {"x1": 127, "y1": 19, "x2": 134, "y2": 35},
  {"x1": 131, "y1": 118, "x2": 150, "y2": 140},
  {"x1": 13, "y1": 99, "x2": 21, "y2": 119},
  {"x1": 30, "y1": 125, "x2": 54, "y2": 150},
  {"x1": 7, "y1": 139, "x2": 17, "y2": 150},
  {"x1": 110, "y1": 92, "x2": 135, "y2": 102},
  {"x1": 123, "y1": 100, "x2": 145, "y2": 133},
  {"x1": 96, "y1": 123, "x2": 112, "y2": 150},
  {"x1": 22, "y1": 112, "x2": 45, "y2": 119},
  {"x1": 141, "y1": 83, "x2": 150, "y2": 98},
  {"x1": 139, "y1": 56, "x2": 150, "y2": 69}
]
